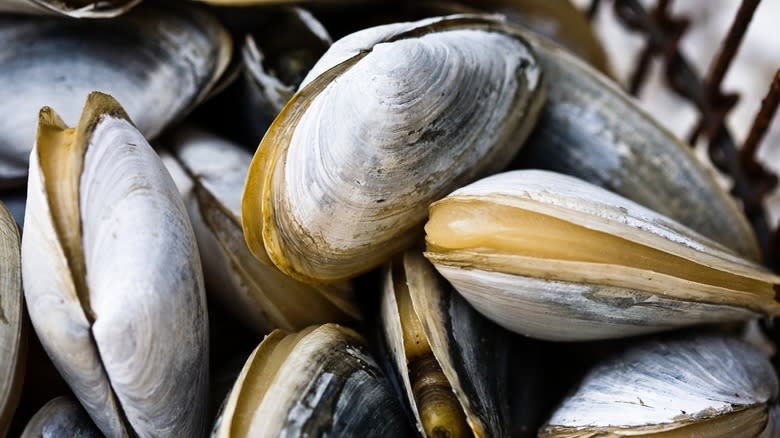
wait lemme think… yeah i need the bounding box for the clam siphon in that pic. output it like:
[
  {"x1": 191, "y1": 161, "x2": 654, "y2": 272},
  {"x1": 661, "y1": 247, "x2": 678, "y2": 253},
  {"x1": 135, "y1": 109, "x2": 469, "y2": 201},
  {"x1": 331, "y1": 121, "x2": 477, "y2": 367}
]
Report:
[{"x1": 381, "y1": 251, "x2": 517, "y2": 438}]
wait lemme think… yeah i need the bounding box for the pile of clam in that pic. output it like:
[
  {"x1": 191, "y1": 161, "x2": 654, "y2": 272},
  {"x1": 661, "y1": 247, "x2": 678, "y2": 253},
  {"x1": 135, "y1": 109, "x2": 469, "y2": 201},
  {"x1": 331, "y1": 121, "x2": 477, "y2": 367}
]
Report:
[{"x1": 1, "y1": 0, "x2": 778, "y2": 437}]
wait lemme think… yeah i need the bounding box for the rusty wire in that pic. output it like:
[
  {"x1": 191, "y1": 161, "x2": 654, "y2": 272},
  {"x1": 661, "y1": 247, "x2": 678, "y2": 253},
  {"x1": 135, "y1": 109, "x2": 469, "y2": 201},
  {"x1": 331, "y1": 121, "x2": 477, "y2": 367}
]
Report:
[
  {"x1": 593, "y1": 0, "x2": 780, "y2": 269},
  {"x1": 742, "y1": 71, "x2": 780, "y2": 177},
  {"x1": 690, "y1": 0, "x2": 760, "y2": 145},
  {"x1": 620, "y1": 0, "x2": 688, "y2": 96},
  {"x1": 746, "y1": 71, "x2": 780, "y2": 271}
]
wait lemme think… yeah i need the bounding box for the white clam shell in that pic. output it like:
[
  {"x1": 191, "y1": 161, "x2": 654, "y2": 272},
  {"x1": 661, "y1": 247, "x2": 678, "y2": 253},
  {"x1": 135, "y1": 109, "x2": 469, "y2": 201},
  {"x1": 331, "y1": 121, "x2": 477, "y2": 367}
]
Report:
[
  {"x1": 541, "y1": 334, "x2": 778, "y2": 436},
  {"x1": 22, "y1": 94, "x2": 209, "y2": 437},
  {"x1": 426, "y1": 170, "x2": 780, "y2": 341},
  {"x1": 244, "y1": 15, "x2": 544, "y2": 284},
  {"x1": 436, "y1": 265, "x2": 759, "y2": 341}
]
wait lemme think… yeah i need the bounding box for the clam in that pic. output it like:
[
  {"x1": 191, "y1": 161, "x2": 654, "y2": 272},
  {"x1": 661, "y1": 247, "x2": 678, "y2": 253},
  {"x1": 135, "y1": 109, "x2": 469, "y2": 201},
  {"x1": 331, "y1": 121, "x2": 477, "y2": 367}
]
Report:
[
  {"x1": 195, "y1": 6, "x2": 332, "y2": 147},
  {"x1": 163, "y1": 126, "x2": 360, "y2": 334},
  {"x1": 425, "y1": 170, "x2": 780, "y2": 341},
  {"x1": 0, "y1": 201, "x2": 23, "y2": 438},
  {"x1": 212, "y1": 324, "x2": 412, "y2": 437},
  {"x1": 241, "y1": 7, "x2": 332, "y2": 140},
  {"x1": 509, "y1": 28, "x2": 759, "y2": 259},
  {"x1": 381, "y1": 250, "x2": 517, "y2": 437},
  {"x1": 21, "y1": 396, "x2": 101, "y2": 438},
  {"x1": 242, "y1": 14, "x2": 545, "y2": 284},
  {"x1": 0, "y1": 0, "x2": 140, "y2": 18},
  {"x1": 186, "y1": 6, "x2": 330, "y2": 147},
  {"x1": 0, "y1": 4, "x2": 231, "y2": 187},
  {"x1": 22, "y1": 92, "x2": 209, "y2": 437},
  {"x1": 540, "y1": 333, "x2": 779, "y2": 437}
]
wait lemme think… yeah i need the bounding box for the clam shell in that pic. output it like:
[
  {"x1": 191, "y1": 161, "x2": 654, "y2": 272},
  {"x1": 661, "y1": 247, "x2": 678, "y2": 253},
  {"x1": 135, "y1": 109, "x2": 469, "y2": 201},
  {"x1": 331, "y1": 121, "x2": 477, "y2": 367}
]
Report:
[
  {"x1": 241, "y1": 36, "x2": 295, "y2": 136},
  {"x1": 22, "y1": 93, "x2": 209, "y2": 437},
  {"x1": 21, "y1": 396, "x2": 101, "y2": 438},
  {"x1": 510, "y1": 29, "x2": 759, "y2": 259},
  {"x1": 164, "y1": 126, "x2": 360, "y2": 334},
  {"x1": 242, "y1": 14, "x2": 545, "y2": 284},
  {"x1": 540, "y1": 333, "x2": 779, "y2": 437},
  {"x1": 381, "y1": 251, "x2": 514, "y2": 437},
  {"x1": 425, "y1": 170, "x2": 780, "y2": 341},
  {"x1": 0, "y1": 201, "x2": 23, "y2": 438},
  {"x1": 212, "y1": 324, "x2": 412, "y2": 437},
  {"x1": 0, "y1": 0, "x2": 141, "y2": 18},
  {"x1": 0, "y1": 4, "x2": 231, "y2": 187},
  {"x1": 241, "y1": 7, "x2": 332, "y2": 140}
]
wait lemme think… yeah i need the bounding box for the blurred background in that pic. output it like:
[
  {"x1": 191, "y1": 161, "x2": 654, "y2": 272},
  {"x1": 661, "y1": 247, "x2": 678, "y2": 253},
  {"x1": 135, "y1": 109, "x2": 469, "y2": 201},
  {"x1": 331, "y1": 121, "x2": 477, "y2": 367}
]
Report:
[{"x1": 573, "y1": 0, "x2": 780, "y2": 224}]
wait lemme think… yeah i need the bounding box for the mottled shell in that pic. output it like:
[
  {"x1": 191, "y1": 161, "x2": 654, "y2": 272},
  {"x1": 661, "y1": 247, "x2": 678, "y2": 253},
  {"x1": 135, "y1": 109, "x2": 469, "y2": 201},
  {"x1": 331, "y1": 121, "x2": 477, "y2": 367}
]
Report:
[
  {"x1": 425, "y1": 170, "x2": 780, "y2": 341},
  {"x1": 21, "y1": 397, "x2": 101, "y2": 438},
  {"x1": 0, "y1": 202, "x2": 23, "y2": 438},
  {"x1": 212, "y1": 324, "x2": 411, "y2": 437},
  {"x1": 381, "y1": 251, "x2": 514, "y2": 437},
  {"x1": 164, "y1": 127, "x2": 360, "y2": 334},
  {"x1": 510, "y1": 29, "x2": 758, "y2": 259},
  {"x1": 242, "y1": 14, "x2": 545, "y2": 284},
  {"x1": 540, "y1": 334, "x2": 779, "y2": 437},
  {"x1": 0, "y1": 0, "x2": 140, "y2": 18},
  {"x1": 0, "y1": 5, "x2": 231, "y2": 186},
  {"x1": 22, "y1": 93, "x2": 209, "y2": 437}
]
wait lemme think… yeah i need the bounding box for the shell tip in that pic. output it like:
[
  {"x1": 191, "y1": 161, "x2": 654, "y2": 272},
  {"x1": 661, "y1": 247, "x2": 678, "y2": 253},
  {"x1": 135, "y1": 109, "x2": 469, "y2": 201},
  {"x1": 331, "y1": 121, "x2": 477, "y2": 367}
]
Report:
[
  {"x1": 77, "y1": 91, "x2": 134, "y2": 134},
  {"x1": 36, "y1": 106, "x2": 69, "y2": 145}
]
